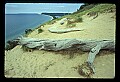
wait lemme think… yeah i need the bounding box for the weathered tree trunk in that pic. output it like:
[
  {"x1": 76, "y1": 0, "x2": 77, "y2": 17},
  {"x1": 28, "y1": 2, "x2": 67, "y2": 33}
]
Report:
[
  {"x1": 17, "y1": 36, "x2": 115, "y2": 75},
  {"x1": 18, "y1": 36, "x2": 115, "y2": 52},
  {"x1": 48, "y1": 27, "x2": 84, "y2": 33}
]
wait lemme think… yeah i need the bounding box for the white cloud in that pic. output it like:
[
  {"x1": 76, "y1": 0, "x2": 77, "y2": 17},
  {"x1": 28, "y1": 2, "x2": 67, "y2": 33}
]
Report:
[{"x1": 56, "y1": 6, "x2": 65, "y2": 8}]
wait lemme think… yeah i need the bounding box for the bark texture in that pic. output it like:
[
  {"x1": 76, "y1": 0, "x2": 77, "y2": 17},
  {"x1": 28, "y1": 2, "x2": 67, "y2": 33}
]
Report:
[
  {"x1": 18, "y1": 36, "x2": 115, "y2": 52},
  {"x1": 17, "y1": 36, "x2": 115, "y2": 76}
]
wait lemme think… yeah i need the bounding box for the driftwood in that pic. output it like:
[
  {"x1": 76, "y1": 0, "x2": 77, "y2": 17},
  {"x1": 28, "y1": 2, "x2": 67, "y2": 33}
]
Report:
[
  {"x1": 48, "y1": 27, "x2": 84, "y2": 33},
  {"x1": 17, "y1": 36, "x2": 115, "y2": 77},
  {"x1": 18, "y1": 36, "x2": 115, "y2": 51}
]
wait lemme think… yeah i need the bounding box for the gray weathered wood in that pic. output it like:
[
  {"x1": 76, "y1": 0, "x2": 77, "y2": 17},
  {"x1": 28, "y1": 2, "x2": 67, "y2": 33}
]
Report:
[
  {"x1": 17, "y1": 36, "x2": 115, "y2": 52},
  {"x1": 48, "y1": 27, "x2": 84, "y2": 33},
  {"x1": 17, "y1": 36, "x2": 115, "y2": 74}
]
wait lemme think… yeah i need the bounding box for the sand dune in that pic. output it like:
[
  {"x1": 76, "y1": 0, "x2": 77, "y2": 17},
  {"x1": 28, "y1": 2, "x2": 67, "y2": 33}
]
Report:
[{"x1": 5, "y1": 12, "x2": 115, "y2": 78}]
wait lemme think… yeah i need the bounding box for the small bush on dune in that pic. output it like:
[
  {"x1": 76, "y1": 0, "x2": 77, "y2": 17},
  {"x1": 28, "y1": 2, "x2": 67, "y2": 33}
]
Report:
[
  {"x1": 38, "y1": 28, "x2": 43, "y2": 33},
  {"x1": 67, "y1": 17, "x2": 83, "y2": 25},
  {"x1": 25, "y1": 29, "x2": 32, "y2": 34},
  {"x1": 75, "y1": 17, "x2": 83, "y2": 22},
  {"x1": 67, "y1": 18, "x2": 76, "y2": 24},
  {"x1": 66, "y1": 20, "x2": 70, "y2": 25},
  {"x1": 24, "y1": 29, "x2": 33, "y2": 37}
]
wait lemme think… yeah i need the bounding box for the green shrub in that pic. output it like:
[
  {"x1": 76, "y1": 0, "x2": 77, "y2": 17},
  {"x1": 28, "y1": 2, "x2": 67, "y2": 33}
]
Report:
[
  {"x1": 67, "y1": 20, "x2": 73, "y2": 25},
  {"x1": 75, "y1": 17, "x2": 83, "y2": 22},
  {"x1": 24, "y1": 29, "x2": 33, "y2": 37},
  {"x1": 38, "y1": 28, "x2": 43, "y2": 33},
  {"x1": 67, "y1": 18, "x2": 76, "y2": 25},
  {"x1": 67, "y1": 17, "x2": 82, "y2": 25},
  {"x1": 25, "y1": 29, "x2": 32, "y2": 34}
]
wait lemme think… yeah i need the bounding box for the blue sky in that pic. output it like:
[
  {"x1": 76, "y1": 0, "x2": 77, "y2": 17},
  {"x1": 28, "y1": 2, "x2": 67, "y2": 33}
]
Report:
[{"x1": 5, "y1": 3, "x2": 84, "y2": 14}]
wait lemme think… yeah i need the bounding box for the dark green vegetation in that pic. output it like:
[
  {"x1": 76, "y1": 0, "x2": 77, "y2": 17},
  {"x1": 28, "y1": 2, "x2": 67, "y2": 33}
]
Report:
[
  {"x1": 25, "y1": 29, "x2": 32, "y2": 34},
  {"x1": 75, "y1": 17, "x2": 83, "y2": 22},
  {"x1": 73, "y1": 3, "x2": 97, "y2": 14},
  {"x1": 73, "y1": 4, "x2": 115, "y2": 17},
  {"x1": 24, "y1": 29, "x2": 33, "y2": 37},
  {"x1": 5, "y1": 39, "x2": 19, "y2": 51},
  {"x1": 66, "y1": 17, "x2": 82, "y2": 28},
  {"x1": 38, "y1": 28, "x2": 43, "y2": 33}
]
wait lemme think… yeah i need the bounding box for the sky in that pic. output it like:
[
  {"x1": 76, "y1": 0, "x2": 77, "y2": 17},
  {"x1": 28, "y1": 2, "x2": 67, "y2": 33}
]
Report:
[{"x1": 5, "y1": 3, "x2": 84, "y2": 14}]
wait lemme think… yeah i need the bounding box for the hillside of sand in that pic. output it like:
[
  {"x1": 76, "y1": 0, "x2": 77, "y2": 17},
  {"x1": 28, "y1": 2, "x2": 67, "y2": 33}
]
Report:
[{"x1": 5, "y1": 4, "x2": 116, "y2": 78}]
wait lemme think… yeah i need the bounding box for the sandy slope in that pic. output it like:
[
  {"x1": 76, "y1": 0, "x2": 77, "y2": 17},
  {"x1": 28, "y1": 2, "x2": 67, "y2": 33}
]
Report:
[{"x1": 5, "y1": 12, "x2": 115, "y2": 78}]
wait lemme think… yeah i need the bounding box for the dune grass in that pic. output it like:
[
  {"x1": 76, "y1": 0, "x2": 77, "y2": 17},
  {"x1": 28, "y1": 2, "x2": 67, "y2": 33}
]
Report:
[
  {"x1": 27, "y1": 4, "x2": 116, "y2": 36},
  {"x1": 42, "y1": 4, "x2": 115, "y2": 26},
  {"x1": 36, "y1": 4, "x2": 115, "y2": 30},
  {"x1": 69, "y1": 4, "x2": 116, "y2": 19}
]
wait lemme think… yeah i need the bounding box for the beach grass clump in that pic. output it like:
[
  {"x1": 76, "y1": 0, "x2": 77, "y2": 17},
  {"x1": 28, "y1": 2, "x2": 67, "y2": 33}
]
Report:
[
  {"x1": 38, "y1": 28, "x2": 43, "y2": 33},
  {"x1": 67, "y1": 19, "x2": 75, "y2": 25},
  {"x1": 67, "y1": 23, "x2": 76, "y2": 28},
  {"x1": 75, "y1": 17, "x2": 83, "y2": 22},
  {"x1": 66, "y1": 16, "x2": 82, "y2": 26}
]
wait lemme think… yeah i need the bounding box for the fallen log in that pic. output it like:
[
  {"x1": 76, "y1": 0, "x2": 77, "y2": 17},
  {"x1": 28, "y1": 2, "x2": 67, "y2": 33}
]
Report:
[
  {"x1": 17, "y1": 36, "x2": 115, "y2": 77},
  {"x1": 48, "y1": 27, "x2": 84, "y2": 33},
  {"x1": 18, "y1": 36, "x2": 115, "y2": 51}
]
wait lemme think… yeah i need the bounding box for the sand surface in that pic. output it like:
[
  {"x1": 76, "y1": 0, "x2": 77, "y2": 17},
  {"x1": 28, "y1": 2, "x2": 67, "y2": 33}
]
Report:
[{"x1": 5, "y1": 12, "x2": 115, "y2": 78}]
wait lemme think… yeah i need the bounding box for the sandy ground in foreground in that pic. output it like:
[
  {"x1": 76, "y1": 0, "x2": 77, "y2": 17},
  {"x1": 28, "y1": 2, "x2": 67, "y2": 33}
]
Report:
[{"x1": 5, "y1": 12, "x2": 115, "y2": 78}]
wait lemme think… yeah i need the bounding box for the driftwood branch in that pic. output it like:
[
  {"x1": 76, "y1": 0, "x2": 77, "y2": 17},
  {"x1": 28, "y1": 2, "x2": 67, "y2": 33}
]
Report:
[
  {"x1": 18, "y1": 36, "x2": 115, "y2": 52},
  {"x1": 48, "y1": 27, "x2": 84, "y2": 33},
  {"x1": 17, "y1": 36, "x2": 115, "y2": 76},
  {"x1": 18, "y1": 36, "x2": 115, "y2": 62}
]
